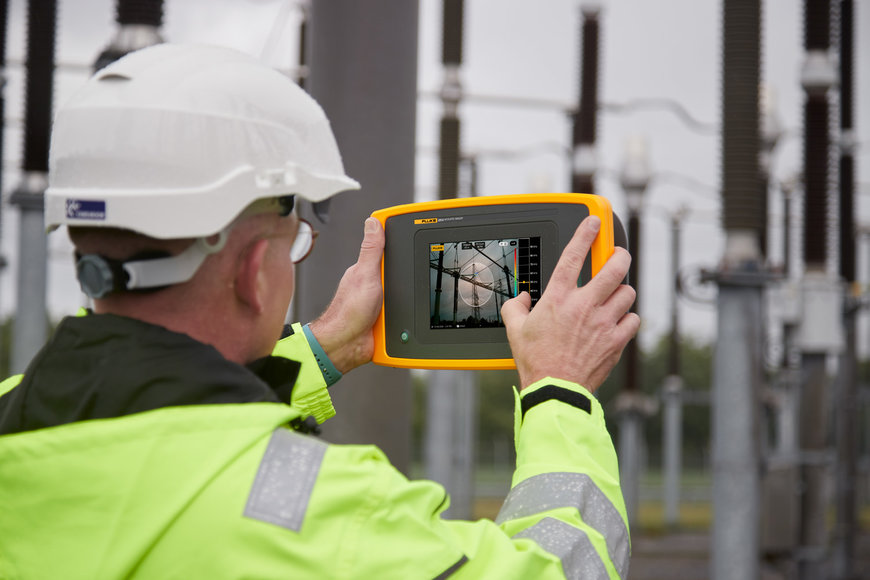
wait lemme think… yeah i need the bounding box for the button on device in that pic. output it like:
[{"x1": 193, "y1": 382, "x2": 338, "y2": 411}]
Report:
[{"x1": 400, "y1": 330, "x2": 410, "y2": 343}]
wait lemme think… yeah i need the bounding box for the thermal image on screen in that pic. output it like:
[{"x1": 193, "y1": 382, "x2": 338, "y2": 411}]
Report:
[{"x1": 429, "y1": 237, "x2": 541, "y2": 329}]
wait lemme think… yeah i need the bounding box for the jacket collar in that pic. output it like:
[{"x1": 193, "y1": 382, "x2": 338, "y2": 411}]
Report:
[{"x1": 0, "y1": 313, "x2": 300, "y2": 436}]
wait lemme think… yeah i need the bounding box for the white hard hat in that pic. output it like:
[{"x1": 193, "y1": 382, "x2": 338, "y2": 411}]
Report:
[{"x1": 46, "y1": 43, "x2": 360, "y2": 240}]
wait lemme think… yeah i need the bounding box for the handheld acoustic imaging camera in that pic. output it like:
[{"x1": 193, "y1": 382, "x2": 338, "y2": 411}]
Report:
[{"x1": 370, "y1": 193, "x2": 627, "y2": 370}]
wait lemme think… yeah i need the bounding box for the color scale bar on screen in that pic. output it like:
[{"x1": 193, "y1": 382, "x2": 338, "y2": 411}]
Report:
[{"x1": 513, "y1": 248, "x2": 518, "y2": 296}]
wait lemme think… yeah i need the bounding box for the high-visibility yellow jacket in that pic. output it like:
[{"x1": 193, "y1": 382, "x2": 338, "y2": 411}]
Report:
[{"x1": 0, "y1": 313, "x2": 629, "y2": 579}]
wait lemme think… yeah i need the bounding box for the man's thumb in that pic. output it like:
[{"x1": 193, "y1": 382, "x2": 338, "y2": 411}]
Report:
[{"x1": 358, "y1": 218, "x2": 385, "y2": 266}]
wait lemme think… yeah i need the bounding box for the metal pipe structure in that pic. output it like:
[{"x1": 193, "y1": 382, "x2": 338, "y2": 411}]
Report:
[
  {"x1": 618, "y1": 206, "x2": 642, "y2": 525},
  {"x1": 296, "y1": 0, "x2": 418, "y2": 471},
  {"x1": 662, "y1": 211, "x2": 685, "y2": 529},
  {"x1": 782, "y1": 179, "x2": 795, "y2": 279},
  {"x1": 760, "y1": 87, "x2": 782, "y2": 261},
  {"x1": 571, "y1": 5, "x2": 599, "y2": 194},
  {"x1": 798, "y1": 2, "x2": 839, "y2": 577},
  {"x1": 763, "y1": 179, "x2": 802, "y2": 563},
  {"x1": 625, "y1": 210, "x2": 640, "y2": 395},
  {"x1": 424, "y1": 0, "x2": 476, "y2": 519},
  {"x1": 9, "y1": 0, "x2": 57, "y2": 374},
  {"x1": 93, "y1": 0, "x2": 164, "y2": 71},
  {"x1": 616, "y1": 135, "x2": 651, "y2": 527},
  {"x1": 668, "y1": 213, "x2": 682, "y2": 379},
  {"x1": 762, "y1": 176, "x2": 802, "y2": 566},
  {"x1": 296, "y1": 0, "x2": 309, "y2": 90},
  {"x1": 777, "y1": 176, "x2": 801, "y2": 452},
  {"x1": 833, "y1": 2, "x2": 858, "y2": 578},
  {"x1": 711, "y1": 1, "x2": 763, "y2": 578}
]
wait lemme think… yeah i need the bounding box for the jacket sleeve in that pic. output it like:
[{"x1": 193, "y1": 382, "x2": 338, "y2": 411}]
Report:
[
  {"x1": 347, "y1": 377, "x2": 629, "y2": 579},
  {"x1": 270, "y1": 323, "x2": 335, "y2": 424},
  {"x1": 494, "y1": 377, "x2": 630, "y2": 578}
]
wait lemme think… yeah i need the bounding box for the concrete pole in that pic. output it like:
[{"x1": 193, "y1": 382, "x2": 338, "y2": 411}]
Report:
[
  {"x1": 454, "y1": 371, "x2": 476, "y2": 517},
  {"x1": 426, "y1": 370, "x2": 476, "y2": 518},
  {"x1": 297, "y1": 0, "x2": 418, "y2": 471},
  {"x1": 711, "y1": 243, "x2": 763, "y2": 580},
  {"x1": 617, "y1": 409, "x2": 641, "y2": 524},
  {"x1": 10, "y1": 0, "x2": 58, "y2": 374},
  {"x1": 425, "y1": 370, "x2": 453, "y2": 501},
  {"x1": 10, "y1": 174, "x2": 47, "y2": 374}
]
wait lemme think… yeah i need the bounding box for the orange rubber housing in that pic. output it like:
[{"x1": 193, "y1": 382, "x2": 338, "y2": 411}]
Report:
[{"x1": 370, "y1": 193, "x2": 615, "y2": 370}]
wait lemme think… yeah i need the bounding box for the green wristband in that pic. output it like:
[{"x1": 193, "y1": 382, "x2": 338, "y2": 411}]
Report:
[{"x1": 302, "y1": 324, "x2": 343, "y2": 387}]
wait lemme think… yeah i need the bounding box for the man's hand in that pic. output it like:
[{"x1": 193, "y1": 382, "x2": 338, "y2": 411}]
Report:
[
  {"x1": 501, "y1": 216, "x2": 640, "y2": 393},
  {"x1": 308, "y1": 218, "x2": 384, "y2": 374}
]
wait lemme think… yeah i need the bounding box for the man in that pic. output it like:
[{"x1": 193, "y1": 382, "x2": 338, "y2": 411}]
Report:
[{"x1": 0, "y1": 44, "x2": 639, "y2": 579}]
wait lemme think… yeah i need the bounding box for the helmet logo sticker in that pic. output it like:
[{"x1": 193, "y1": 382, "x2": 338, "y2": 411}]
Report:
[{"x1": 66, "y1": 199, "x2": 106, "y2": 221}]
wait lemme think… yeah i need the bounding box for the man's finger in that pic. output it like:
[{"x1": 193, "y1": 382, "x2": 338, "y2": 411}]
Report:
[
  {"x1": 615, "y1": 311, "x2": 642, "y2": 342},
  {"x1": 357, "y1": 217, "x2": 385, "y2": 268},
  {"x1": 600, "y1": 284, "x2": 637, "y2": 321},
  {"x1": 501, "y1": 292, "x2": 531, "y2": 336},
  {"x1": 544, "y1": 216, "x2": 600, "y2": 295},
  {"x1": 583, "y1": 247, "x2": 632, "y2": 304}
]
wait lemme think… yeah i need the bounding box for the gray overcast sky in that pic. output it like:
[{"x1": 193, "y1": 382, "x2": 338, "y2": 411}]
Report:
[{"x1": 1, "y1": 0, "x2": 868, "y2": 352}]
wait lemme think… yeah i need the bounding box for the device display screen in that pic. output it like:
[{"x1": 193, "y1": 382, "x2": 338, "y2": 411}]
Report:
[{"x1": 429, "y1": 237, "x2": 541, "y2": 329}]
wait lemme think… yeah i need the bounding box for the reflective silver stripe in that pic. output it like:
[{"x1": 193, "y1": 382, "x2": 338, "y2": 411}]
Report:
[
  {"x1": 495, "y1": 472, "x2": 629, "y2": 578},
  {"x1": 514, "y1": 517, "x2": 609, "y2": 580},
  {"x1": 243, "y1": 428, "x2": 327, "y2": 532}
]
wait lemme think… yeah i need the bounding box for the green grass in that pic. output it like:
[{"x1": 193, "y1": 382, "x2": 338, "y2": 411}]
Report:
[
  {"x1": 416, "y1": 463, "x2": 870, "y2": 535},
  {"x1": 472, "y1": 467, "x2": 870, "y2": 537},
  {"x1": 476, "y1": 498, "x2": 870, "y2": 537},
  {"x1": 636, "y1": 501, "x2": 712, "y2": 535}
]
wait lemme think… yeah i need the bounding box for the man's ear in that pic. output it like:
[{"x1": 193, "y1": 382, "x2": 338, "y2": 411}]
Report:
[{"x1": 235, "y1": 238, "x2": 270, "y2": 314}]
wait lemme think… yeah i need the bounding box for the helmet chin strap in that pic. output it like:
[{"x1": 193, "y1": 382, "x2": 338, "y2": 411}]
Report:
[
  {"x1": 76, "y1": 230, "x2": 229, "y2": 299},
  {"x1": 123, "y1": 231, "x2": 229, "y2": 290}
]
